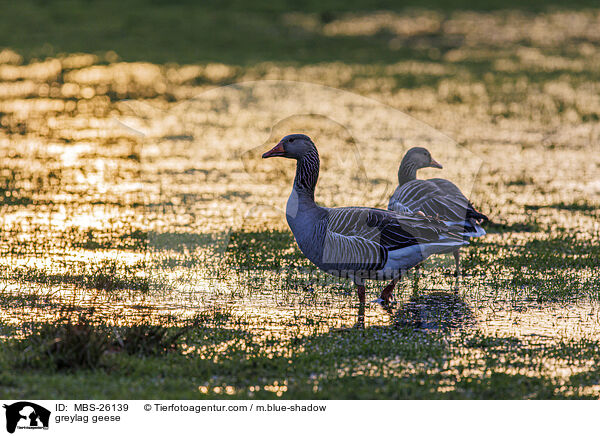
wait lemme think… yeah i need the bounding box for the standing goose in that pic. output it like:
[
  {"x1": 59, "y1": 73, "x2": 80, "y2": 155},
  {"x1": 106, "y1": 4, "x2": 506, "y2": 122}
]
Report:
[
  {"x1": 262, "y1": 134, "x2": 471, "y2": 317},
  {"x1": 388, "y1": 147, "x2": 488, "y2": 277}
]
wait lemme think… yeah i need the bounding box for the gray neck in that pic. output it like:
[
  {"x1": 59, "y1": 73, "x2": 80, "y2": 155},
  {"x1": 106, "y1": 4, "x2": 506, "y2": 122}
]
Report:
[
  {"x1": 293, "y1": 149, "x2": 320, "y2": 202},
  {"x1": 397, "y1": 157, "x2": 419, "y2": 186},
  {"x1": 286, "y1": 149, "x2": 325, "y2": 264}
]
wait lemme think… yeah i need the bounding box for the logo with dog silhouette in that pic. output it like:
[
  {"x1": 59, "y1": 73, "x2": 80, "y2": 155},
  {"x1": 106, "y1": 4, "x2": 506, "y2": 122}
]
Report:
[{"x1": 3, "y1": 402, "x2": 50, "y2": 434}]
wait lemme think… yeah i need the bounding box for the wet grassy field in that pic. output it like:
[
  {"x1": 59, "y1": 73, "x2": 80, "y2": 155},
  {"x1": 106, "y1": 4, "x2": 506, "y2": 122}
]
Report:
[{"x1": 0, "y1": 1, "x2": 599, "y2": 399}]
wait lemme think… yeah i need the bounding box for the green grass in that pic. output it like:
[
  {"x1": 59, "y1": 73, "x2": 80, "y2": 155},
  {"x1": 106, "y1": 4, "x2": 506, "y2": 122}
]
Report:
[
  {"x1": 6, "y1": 260, "x2": 150, "y2": 293},
  {"x1": 2, "y1": 0, "x2": 599, "y2": 64},
  {"x1": 526, "y1": 201, "x2": 599, "y2": 213},
  {"x1": 2, "y1": 314, "x2": 598, "y2": 399}
]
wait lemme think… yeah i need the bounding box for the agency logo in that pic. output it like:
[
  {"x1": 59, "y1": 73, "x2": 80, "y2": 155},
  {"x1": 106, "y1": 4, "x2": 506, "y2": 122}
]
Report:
[{"x1": 3, "y1": 402, "x2": 50, "y2": 434}]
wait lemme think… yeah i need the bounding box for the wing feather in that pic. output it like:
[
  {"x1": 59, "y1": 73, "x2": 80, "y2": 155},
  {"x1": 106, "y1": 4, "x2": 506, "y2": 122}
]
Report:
[
  {"x1": 320, "y1": 207, "x2": 463, "y2": 272},
  {"x1": 389, "y1": 179, "x2": 488, "y2": 223}
]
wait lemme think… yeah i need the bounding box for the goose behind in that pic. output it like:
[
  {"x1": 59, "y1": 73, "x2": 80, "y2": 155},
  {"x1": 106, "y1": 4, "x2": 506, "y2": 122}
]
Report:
[{"x1": 388, "y1": 147, "x2": 488, "y2": 276}]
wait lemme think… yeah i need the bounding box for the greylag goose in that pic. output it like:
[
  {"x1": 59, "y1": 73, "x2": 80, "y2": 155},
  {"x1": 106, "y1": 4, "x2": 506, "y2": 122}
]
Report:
[
  {"x1": 262, "y1": 134, "x2": 471, "y2": 313},
  {"x1": 388, "y1": 147, "x2": 488, "y2": 277}
]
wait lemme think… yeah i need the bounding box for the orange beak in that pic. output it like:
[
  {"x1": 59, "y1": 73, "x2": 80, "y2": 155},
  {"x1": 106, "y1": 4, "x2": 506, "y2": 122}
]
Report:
[
  {"x1": 262, "y1": 142, "x2": 285, "y2": 158},
  {"x1": 430, "y1": 158, "x2": 443, "y2": 169}
]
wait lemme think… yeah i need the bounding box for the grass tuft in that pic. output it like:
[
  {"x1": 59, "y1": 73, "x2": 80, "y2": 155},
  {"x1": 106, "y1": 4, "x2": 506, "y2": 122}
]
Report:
[
  {"x1": 15, "y1": 310, "x2": 110, "y2": 370},
  {"x1": 115, "y1": 315, "x2": 200, "y2": 356}
]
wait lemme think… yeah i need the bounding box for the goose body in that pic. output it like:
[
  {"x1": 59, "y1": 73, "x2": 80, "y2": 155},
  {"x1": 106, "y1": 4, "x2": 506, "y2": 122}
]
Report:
[
  {"x1": 263, "y1": 134, "x2": 471, "y2": 313},
  {"x1": 287, "y1": 201, "x2": 466, "y2": 283},
  {"x1": 388, "y1": 147, "x2": 488, "y2": 275}
]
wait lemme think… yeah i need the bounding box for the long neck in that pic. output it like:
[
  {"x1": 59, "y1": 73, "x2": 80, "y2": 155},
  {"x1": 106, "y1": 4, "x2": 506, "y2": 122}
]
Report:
[
  {"x1": 397, "y1": 157, "x2": 419, "y2": 186},
  {"x1": 293, "y1": 149, "x2": 320, "y2": 201}
]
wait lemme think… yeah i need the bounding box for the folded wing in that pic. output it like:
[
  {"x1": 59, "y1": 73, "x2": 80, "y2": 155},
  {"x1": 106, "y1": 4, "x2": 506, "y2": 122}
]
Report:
[
  {"x1": 389, "y1": 179, "x2": 488, "y2": 236},
  {"x1": 320, "y1": 207, "x2": 467, "y2": 272}
]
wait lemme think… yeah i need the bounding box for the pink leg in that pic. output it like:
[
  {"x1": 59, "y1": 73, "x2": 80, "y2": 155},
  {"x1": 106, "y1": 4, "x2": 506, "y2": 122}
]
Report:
[
  {"x1": 453, "y1": 250, "x2": 461, "y2": 292},
  {"x1": 379, "y1": 279, "x2": 398, "y2": 304},
  {"x1": 355, "y1": 285, "x2": 366, "y2": 328},
  {"x1": 453, "y1": 250, "x2": 461, "y2": 277},
  {"x1": 356, "y1": 285, "x2": 366, "y2": 304}
]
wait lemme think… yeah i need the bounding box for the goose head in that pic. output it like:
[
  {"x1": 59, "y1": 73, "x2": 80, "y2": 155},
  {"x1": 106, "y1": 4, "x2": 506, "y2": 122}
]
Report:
[
  {"x1": 262, "y1": 134, "x2": 317, "y2": 160},
  {"x1": 402, "y1": 147, "x2": 443, "y2": 169}
]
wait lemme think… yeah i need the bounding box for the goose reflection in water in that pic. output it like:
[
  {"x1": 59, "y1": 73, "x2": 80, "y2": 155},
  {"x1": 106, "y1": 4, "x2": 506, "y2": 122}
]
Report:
[
  {"x1": 394, "y1": 291, "x2": 473, "y2": 331},
  {"x1": 356, "y1": 291, "x2": 473, "y2": 331}
]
